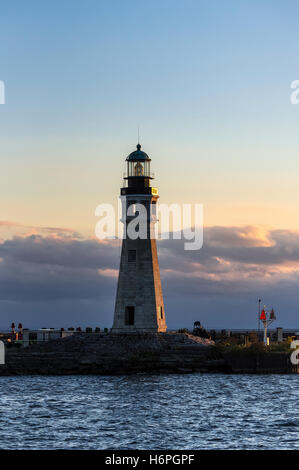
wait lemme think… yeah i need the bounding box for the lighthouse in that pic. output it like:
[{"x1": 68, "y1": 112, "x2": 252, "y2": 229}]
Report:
[{"x1": 112, "y1": 144, "x2": 167, "y2": 333}]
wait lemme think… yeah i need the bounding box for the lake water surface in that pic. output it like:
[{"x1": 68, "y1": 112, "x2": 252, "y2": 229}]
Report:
[{"x1": 0, "y1": 374, "x2": 298, "y2": 449}]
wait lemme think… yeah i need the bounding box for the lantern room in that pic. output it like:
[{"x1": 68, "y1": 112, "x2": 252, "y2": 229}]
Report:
[
  {"x1": 121, "y1": 143, "x2": 157, "y2": 195},
  {"x1": 125, "y1": 144, "x2": 153, "y2": 179}
]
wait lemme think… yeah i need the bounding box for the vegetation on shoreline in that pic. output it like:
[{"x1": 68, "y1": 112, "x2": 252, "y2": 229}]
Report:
[{"x1": 209, "y1": 337, "x2": 292, "y2": 357}]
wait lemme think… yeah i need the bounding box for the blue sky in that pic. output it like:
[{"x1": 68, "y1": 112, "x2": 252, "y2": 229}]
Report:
[
  {"x1": 1, "y1": 1, "x2": 299, "y2": 328},
  {"x1": 1, "y1": 1, "x2": 299, "y2": 230}
]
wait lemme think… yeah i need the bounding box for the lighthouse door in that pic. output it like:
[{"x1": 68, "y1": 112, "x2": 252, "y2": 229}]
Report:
[{"x1": 125, "y1": 306, "x2": 135, "y2": 325}]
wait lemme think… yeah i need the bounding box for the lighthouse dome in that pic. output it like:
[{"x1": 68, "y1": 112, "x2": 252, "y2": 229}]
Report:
[{"x1": 126, "y1": 144, "x2": 151, "y2": 161}]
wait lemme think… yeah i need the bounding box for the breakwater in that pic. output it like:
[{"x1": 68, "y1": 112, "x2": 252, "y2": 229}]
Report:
[{"x1": 0, "y1": 333, "x2": 297, "y2": 375}]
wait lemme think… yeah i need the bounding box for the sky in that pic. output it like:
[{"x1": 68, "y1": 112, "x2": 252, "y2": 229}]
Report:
[{"x1": 1, "y1": 0, "x2": 299, "y2": 329}]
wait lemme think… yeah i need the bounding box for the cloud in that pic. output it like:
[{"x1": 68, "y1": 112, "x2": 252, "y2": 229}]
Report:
[
  {"x1": 205, "y1": 225, "x2": 275, "y2": 247},
  {"x1": 0, "y1": 222, "x2": 299, "y2": 329},
  {"x1": 159, "y1": 226, "x2": 299, "y2": 277},
  {"x1": 0, "y1": 235, "x2": 119, "y2": 303},
  {"x1": 0, "y1": 235, "x2": 119, "y2": 270},
  {"x1": 0, "y1": 221, "x2": 19, "y2": 227}
]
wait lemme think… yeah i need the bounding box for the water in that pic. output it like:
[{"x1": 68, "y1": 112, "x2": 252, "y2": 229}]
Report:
[{"x1": 0, "y1": 374, "x2": 298, "y2": 449}]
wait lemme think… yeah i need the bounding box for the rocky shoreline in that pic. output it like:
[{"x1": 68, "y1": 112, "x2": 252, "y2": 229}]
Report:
[{"x1": 0, "y1": 332, "x2": 297, "y2": 375}]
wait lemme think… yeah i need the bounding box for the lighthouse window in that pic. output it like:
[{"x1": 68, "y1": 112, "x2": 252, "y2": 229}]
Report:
[
  {"x1": 159, "y1": 306, "x2": 163, "y2": 319},
  {"x1": 134, "y1": 162, "x2": 144, "y2": 176},
  {"x1": 128, "y1": 250, "x2": 136, "y2": 262},
  {"x1": 125, "y1": 306, "x2": 135, "y2": 325}
]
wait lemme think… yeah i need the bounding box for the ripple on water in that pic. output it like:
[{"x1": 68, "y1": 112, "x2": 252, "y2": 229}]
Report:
[{"x1": 0, "y1": 374, "x2": 298, "y2": 449}]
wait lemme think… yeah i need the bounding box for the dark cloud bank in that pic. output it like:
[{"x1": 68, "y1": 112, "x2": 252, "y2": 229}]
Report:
[{"x1": 0, "y1": 225, "x2": 299, "y2": 329}]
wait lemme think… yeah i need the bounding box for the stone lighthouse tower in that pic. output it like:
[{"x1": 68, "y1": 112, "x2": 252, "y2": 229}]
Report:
[{"x1": 112, "y1": 143, "x2": 167, "y2": 333}]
